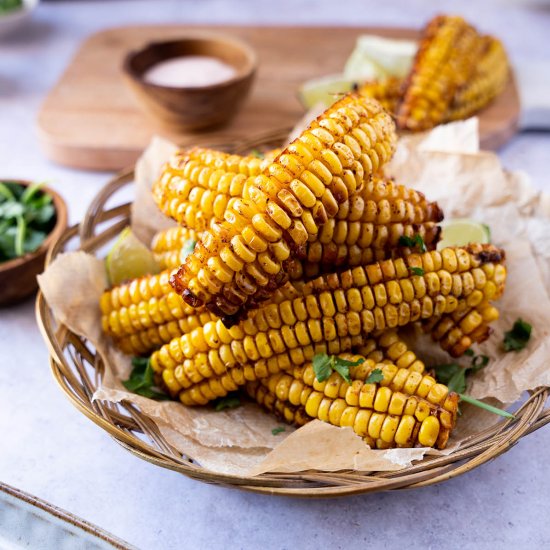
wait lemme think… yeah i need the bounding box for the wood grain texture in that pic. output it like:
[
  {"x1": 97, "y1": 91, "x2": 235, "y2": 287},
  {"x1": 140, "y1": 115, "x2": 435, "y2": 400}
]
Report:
[{"x1": 37, "y1": 25, "x2": 520, "y2": 171}]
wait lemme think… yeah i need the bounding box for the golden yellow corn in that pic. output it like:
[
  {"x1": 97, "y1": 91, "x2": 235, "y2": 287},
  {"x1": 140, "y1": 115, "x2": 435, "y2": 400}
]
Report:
[
  {"x1": 152, "y1": 245, "x2": 506, "y2": 403},
  {"x1": 358, "y1": 77, "x2": 403, "y2": 114},
  {"x1": 446, "y1": 36, "x2": 509, "y2": 122},
  {"x1": 151, "y1": 226, "x2": 200, "y2": 270},
  {"x1": 423, "y1": 300, "x2": 500, "y2": 357},
  {"x1": 396, "y1": 15, "x2": 484, "y2": 131},
  {"x1": 100, "y1": 268, "x2": 219, "y2": 355},
  {"x1": 172, "y1": 329, "x2": 421, "y2": 405},
  {"x1": 248, "y1": 353, "x2": 458, "y2": 449},
  {"x1": 246, "y1": 381, "x2": 311, "y2": 427},
  {"x1": 162, "y1": 333, "x2": 368, "y2": 405},
  {"x1": 171, "y1": 94, "x2": 397, "y2": 325}
]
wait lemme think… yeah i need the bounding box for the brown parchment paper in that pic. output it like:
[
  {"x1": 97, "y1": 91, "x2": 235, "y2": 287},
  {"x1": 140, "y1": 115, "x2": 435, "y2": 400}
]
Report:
[{"x1": 38, "y1": 118, "x2": 550, "y2": 476}]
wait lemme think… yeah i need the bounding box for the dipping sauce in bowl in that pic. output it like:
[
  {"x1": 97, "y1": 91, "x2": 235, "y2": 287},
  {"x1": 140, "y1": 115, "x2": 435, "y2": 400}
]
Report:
[
  {"x1": 143, "y1": 56, "x2": 237, "y2": 88},
  {"x1": 122, "y1": 36, "x2": 257, "y2": 131}
]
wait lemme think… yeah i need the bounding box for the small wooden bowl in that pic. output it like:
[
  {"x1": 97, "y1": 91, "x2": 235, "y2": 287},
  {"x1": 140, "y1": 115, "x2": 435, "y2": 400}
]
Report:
[
  {"x1": 122, "y1": 35, "x2": 257, "y2": 131},
  {"x1": 0, "y1": 181, "x2": 67, "y2": 306}
]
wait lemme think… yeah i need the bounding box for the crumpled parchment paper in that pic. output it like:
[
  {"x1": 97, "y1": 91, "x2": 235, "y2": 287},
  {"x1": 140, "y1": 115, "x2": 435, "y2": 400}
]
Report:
[{"x1": 38, "y1": 118, "x2": 550, "y2": 476}]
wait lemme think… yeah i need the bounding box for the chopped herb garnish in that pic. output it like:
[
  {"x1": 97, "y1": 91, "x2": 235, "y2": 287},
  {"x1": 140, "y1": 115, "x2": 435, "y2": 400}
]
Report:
[
  {"x1": 213, "y1": 394, "x2": 241, "y2": 411},
  {"x1": 464, "y1": 348, "x2": 475, "y2": 357},
  {"x1": 408, "y1": 266, "x2": 425, "y2": 276},
  {"x1": 249, "y1": 149, "x2": 265, "y2": 159},
  {"x1": 312, "y1": 353, "x2": 364, "y2": 384},
  {"x1": 432, "y1": 351, "x2": 514, "y2": 419},
  {"x1": 503, "y1": 318, "x2": 532, "y2": 352},
  {"x1": 0, "y1": 181, "x2": 56, "y2": 263},
  {"x1": 398, "y1": 234, "x2": 427, "y2": 253},
  {"x1": 123, "y1": 357, "x2": 170, "y2": 400},
  {"x1": 271, "y1": 426, "x2": 286, "y2": 435},
  {"x1": 365, "y1": 368, "x2": 384, "y2": 384}
]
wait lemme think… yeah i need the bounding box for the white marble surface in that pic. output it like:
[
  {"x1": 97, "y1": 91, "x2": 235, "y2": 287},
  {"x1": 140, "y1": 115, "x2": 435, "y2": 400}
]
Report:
[{"x1": 1, "y1": 1, "x2": 550, "y2": 548}]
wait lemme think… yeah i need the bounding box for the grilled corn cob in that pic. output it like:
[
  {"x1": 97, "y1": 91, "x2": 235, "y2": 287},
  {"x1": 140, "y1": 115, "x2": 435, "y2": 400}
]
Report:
[
  {"x1": 171, "y1": 94, "x2": 397, "y2": 325},
  {"x1": 446, "y1": 36, "x2": 509, "y2": 122},
  {"x1": 423, "y1": 300, "x2": 500, "y2": 357},
  {"x1": 151, "y1": 226, "x2": 200, "y2": 270},
  {"x1": 150, "y1": 174, "x2": 443, "y2": 279},
  {"x1": 358, "y1": 77, "x2": 403, "y2": 114},
  {"x1": 396, "y1": 15, "x2": 483, "y2": 131},
  {"x1": 152, "y1": 245, "x2": 506, "y2": 403},
  {"x1": 247, "y1": 353, "x2": 458, "y2": 449},
  {"x1": 172, "y1": 329, "x2": 424, "y2": 406}
]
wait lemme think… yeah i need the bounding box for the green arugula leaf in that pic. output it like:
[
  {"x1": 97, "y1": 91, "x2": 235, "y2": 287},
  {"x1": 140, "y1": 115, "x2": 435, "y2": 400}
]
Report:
[
  {"x1": 365, "y1": 368, "x2": 384, "y2": 384},
  {"x1": 398, "y1": 234, "x2": 427, "y2": 252},
  {"x1": 313, "y1": 354, "x2": 333, "y2": 382},
  {"x1": 503, "y1": 318, "x2": 532, "y2": 352},
  {"x1": 271, "y1": 426, "x2": 286, "y2": 435},
  {"x1": 214, "y1": 394, "x2": 241, "y2": 411},
  {"x1": 122, "y1": 357, "x2": 169, "y2": 400},
  {"x1": 408, "y1": 266, "x2": 425, "y2": 276}
]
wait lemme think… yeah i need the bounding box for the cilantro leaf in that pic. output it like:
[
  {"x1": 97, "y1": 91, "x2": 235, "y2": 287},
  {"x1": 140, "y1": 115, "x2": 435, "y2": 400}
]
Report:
[
  {"x1": 313, "y1": 354, "x2": 364, "y2": 383},
  {"x1": 503, "y1": 318, "x2": 532, "y2": 352},
  {"x1": 408, "y1": 266, "x2": 425, "y2": 276},
  {"x1": 365, "y1": 368, "x2": 384, "y2": 384},
  {"x1": 333, "y1": 362, "x2": 352, "y2": 383},
  {"x1": 313, "y1": 354, "x2": 333, "y2": 382},
  {"x1": 214, "y1": 394, "x2": 241, "y2": 411},
  {"x1": 122, "y1": 357, "x2": 169, "y2": 400},
  {"x1": 446, "y1": 369, "x2": 467, "y2": 394},
  {"x1": 471, "y1": 354, "x2": 489, "y2": 372},
  {"x1": 464, "y1": 348, "x2": 474, "y2": 357},
  {"x1": 271, "y1": 426, "x2": 286, "y2": 435},
  {"x1": 432, "y1": 363, "x2": 462, "y2": 386},
  {"x1": 399, "y1": 234, "x2": 427, "y2": 252}
]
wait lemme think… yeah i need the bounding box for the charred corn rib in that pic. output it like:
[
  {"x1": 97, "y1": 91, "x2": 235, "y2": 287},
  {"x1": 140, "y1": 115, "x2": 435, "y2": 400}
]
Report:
[
  {"x1": 171, "y1": 334, "x2": 368, "y2": 406},
  {"x1": 397, "y1": 15, "x2": 483, "y2": 131},
  {"x1": 248, "y1": 353, "x2": 459, "y2": 449},
  {"x1": 151, "y1": 226, "x2": 200, "y2": 271},
  {"x1": 358, "y1": 77, "x2": 403, "y2": 114},
  {"x1": 246, "y1": 382, "x2": 312, "y2": 427},
  {"x1": 423, "y1": 300, "x2": 500, "y2": 357},
  {"x1": 166, "y1": 329, "x2": 422, "y2": 406},
  {"x1": 151, "y1": 174, "x2": 443, "y2": 277},
  {"x1": 171, "y1": 94, "x2": 397, "y2": 325},
  {"x1": 152, "y1": 245, "x2": 506, "y2": 403},
  {"x1": 101, "y1": 272, "x2": 303, "y2": 356},
  {"x1": 152, "y1": 149, "x2": 278, "y2": 231},
  {"x1": 99, "y1": 269, "x2": 217, "y2": 355},
  {"x1": 446, "y1": 36, "x2": 509, "y2": 122}
]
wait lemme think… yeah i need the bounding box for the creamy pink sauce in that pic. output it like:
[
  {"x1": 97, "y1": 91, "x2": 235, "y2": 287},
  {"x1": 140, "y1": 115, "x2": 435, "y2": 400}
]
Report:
[{"x1": 143, "y1": 56, "x2": 237, "y2": 87}]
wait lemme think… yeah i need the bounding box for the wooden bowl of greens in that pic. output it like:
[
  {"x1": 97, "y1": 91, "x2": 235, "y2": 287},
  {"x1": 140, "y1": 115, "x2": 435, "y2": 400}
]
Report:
[{"x1": 0, "y1": 180, "x2": 66, "y2": 306}]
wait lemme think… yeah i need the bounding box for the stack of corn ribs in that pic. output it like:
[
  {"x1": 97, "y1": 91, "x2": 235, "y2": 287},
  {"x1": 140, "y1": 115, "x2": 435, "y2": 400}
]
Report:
[
  {"x1": 359, "y1": 15, "x2": 510, "y2": 131},
  {"x1": 100, "y1": 93, "x2": 506, "y2": 450}
]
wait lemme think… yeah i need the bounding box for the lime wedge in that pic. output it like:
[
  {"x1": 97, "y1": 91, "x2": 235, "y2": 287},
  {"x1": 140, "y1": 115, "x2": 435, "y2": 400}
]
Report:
[
  {"x1": 344, "y1": 35, "x2": 417, "y2": 81},
  {"x1": 106, "y1": 227, "x2": 160, "y2": 285},
  {"x1": 437, "y1": 219, "x2": 491, "y2": 250},
  {"x1": 298, "y1": 74, "x2": 356, "y2": 109}
]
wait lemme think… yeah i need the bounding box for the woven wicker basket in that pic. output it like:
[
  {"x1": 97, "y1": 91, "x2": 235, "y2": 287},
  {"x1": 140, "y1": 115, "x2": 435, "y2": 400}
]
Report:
[{"x1": 36, "y1": 133, "x2": 550, "y2": 497}]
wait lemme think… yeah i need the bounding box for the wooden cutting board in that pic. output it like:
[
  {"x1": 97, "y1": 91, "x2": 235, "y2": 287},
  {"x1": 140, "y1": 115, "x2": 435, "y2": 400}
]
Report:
[{"x1": 37, "y1": 25, "x2": 520, "y2": 171}]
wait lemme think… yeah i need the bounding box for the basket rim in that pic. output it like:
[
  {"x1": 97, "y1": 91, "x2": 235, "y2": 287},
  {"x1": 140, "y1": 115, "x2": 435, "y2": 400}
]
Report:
[{"x1": 36, "y1": 156, "x2": 550, "y2": 497}]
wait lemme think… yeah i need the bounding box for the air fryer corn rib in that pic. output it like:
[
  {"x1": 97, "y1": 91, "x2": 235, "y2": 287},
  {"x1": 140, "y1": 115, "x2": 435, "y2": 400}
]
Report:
[
  {"x1": 246, "y1": 352, "x2": 459, "y2": 449},
  {"x1": 163, "y1": 330, "x2": 427, "y2": 405},
  {"x1": 396, "y1": 15, "x2": 484, "y2": 131},
  {"x1": 170, "y1": 94, "x2": 397, "y2": 325},
  {"x1": 152, "y1": 245, "x2": 505, "y2": 405}
]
